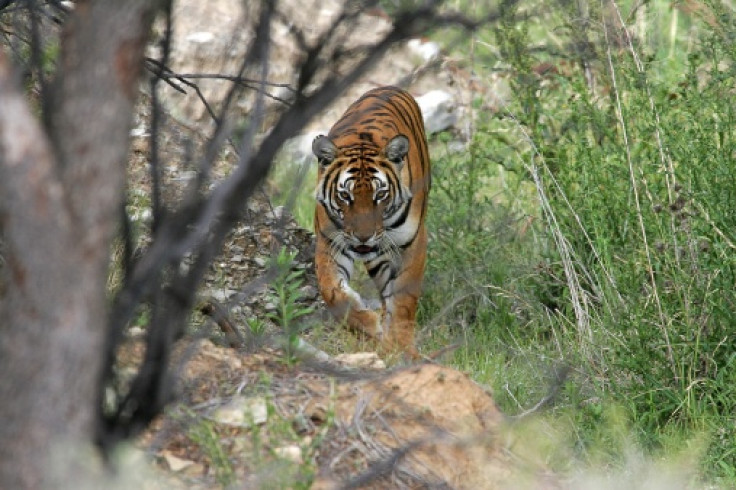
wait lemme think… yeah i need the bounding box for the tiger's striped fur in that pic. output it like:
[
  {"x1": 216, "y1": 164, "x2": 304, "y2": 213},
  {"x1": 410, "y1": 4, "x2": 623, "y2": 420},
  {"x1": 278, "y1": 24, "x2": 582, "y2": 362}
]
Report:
[{"x1": 312, "y1": 86, "x2": 430, "y2": 356}]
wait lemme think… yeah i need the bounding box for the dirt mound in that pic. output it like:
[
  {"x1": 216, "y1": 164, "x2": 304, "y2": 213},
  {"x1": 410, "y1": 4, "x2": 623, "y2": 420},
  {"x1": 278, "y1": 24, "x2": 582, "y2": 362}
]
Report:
[
  {"x1": 312, "y1": 362, "x2": 510, "y2": 489},
  {"x1": 130, "y1": 339, "x2": 523, "y2": 489}
]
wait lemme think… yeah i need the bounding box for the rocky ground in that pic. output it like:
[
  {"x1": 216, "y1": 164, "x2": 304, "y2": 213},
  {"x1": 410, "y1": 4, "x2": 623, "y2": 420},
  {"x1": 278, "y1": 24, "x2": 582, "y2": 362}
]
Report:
[{"x1": 114, "y1": 1, "x2": 547, "y2": 488}]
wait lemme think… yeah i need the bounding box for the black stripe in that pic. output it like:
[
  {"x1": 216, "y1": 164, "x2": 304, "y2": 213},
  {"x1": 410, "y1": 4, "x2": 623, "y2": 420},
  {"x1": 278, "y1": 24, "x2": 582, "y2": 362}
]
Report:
[
  {"x1": 367, "y1": 260, "x2": 388, "y2": 278},
  {"x1": 386, "y1": 197, "x2": 412, "y2": 231},
  {"x1": 379, "y1": 273, "x2": 396, "y2": 297},
  {"x1": 337, "y1": 263, "x2": 350, "y2": 279},
  {"x1": 318, "y1": 202, "x2": 344, "y2": 231},
  {"x1": 320, "y1": 163, "x2": 342, "y2": 199}
]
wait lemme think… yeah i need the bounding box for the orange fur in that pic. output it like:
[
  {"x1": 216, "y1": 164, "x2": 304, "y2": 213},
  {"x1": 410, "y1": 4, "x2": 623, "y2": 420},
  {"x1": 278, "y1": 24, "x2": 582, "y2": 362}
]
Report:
[{"x1": 312, "y1": 86, "x2": 430, "y2": 357}]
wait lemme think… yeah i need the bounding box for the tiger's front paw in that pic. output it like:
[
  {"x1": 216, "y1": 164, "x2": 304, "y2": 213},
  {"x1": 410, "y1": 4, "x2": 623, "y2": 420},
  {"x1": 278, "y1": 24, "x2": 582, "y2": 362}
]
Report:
[
  {"x1": 382, "y1": 320, "x2": 419, "y2": 360},
  {"x1": 348, "y1": 308, "x2": 382, "y2": 339}
]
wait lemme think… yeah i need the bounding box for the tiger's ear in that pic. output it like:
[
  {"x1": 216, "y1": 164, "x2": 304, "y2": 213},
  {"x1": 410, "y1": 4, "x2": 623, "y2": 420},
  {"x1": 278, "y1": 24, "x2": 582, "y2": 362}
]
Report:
[
  {"x1": 312, "y1": 135, "x2": 337, "y2": 166},
  {"x1": 384, "y1": 134, "x2": 409, "y2": 165}
]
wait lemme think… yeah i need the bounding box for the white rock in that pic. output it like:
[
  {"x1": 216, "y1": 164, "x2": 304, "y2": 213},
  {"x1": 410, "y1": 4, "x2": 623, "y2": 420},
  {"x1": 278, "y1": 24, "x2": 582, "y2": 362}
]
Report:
[
  {"x1": 417, "y1": 90, "x2": 457, "y2": 134},
  {"x1": 267, "y1": 206, "x2": 286, "y2": 220},
  {"x1": 171, "y1": 170, "x2": 198, "y2": 182},
  {"x1": 407, "y1": 38, "x2": 441, "y2": 63},
  {"x1": 274, "y1": 445, "x2": 303, "y2": 464},
  {"x1": 130, "y1": 126, "x2": 148, "y2": 137},
  {"x1": 334, "y1": 352, "x2": 386, "y2": 370},
  {"x1": 186, "y1": 31, "x2": 215, "y2": 44},
  {"x1": 211, "y1": 396, "x2": 268, "y2": 427},
  {"x1": 208, "y1": 288, "x2": 238, "y2": 302},
  {"x1": 289, "y1": 338, "x2": 330, "y2": 362},
  {"x1": 299, "y1": 285, "x2": 318, "y2": 301},
  {"x1": 161, "y1": 451, "x2": 196, "y2": 472}
]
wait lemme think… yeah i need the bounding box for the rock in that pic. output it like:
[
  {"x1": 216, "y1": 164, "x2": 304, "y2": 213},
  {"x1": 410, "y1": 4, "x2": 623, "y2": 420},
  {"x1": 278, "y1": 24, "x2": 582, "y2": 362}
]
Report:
[
  {"x1": 407, "y1": 38, "x2": 441, "y2": 63},
  {"x1": 211, "y1": 396, "x2": 268, "y2": 427},
  {"x1": 274, "y1": 445, "x2": 303, "y2": 464},
  {"x1": 130, "y1": 126, "x2": 148, "y2": 138},
  {"x1": 247, "y1": 201, "x2": 263, "y2": 213},
  {"x1": 267, "y1": 205, "x2": 287, "y2": 221},
  {"x1": 206, "y1": 288, "x2": 238, "y2": 302},
  {"x1": 185, "y1": 31, "x2": 215, "y2": 44},
  {"x1": 171, "y1": 170, "x2": 197, "y2": 182},
  {"x1": 299, "y1": 284, "x2": 318, "y2": 301},
  {"x1": 334, "y1": 352, "x2": 386, "y2": 370},
  {"x1": 160, "y1": 451, "x2": 196, "y2": 472},
  {"x1": 417, "y1": 90, "x2": 458, "y2": 134}
]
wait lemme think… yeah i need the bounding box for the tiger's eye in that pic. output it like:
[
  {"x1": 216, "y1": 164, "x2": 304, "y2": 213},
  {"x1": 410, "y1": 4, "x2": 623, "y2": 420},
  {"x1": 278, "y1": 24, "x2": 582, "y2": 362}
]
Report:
[
  {"x1": 338, "y1": 191, "x2": 351, "y2": 202},
  {"x1": 375, "y1": 190, "x2": 388, "y2": 201}
]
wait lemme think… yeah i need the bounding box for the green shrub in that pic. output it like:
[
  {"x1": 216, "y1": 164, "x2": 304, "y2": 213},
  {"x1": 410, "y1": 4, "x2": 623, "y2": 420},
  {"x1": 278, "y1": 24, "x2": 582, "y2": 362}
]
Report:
[{"x1": 422, "y1": 0, "x2": 736, "y2": 483}]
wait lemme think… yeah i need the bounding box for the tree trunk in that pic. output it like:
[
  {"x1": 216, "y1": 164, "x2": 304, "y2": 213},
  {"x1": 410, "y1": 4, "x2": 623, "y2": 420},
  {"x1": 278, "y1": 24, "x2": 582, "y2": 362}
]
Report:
[{"x1": 0, "y1": 1, "x2": 158, "y2": 487}]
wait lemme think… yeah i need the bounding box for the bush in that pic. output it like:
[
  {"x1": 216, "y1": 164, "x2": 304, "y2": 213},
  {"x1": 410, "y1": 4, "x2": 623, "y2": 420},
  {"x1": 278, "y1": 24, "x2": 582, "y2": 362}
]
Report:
[{"x1": 422, "y1": 0, "x2": 736, "y2": 482}]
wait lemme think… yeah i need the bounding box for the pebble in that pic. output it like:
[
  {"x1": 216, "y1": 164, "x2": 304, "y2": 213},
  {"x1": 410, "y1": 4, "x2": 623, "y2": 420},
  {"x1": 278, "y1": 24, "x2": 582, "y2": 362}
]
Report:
[
  {"x1": 186, "y1": 31, "x2": 215, "y2": 44},
  {"x1": 211, "y1": 396, "x2": 268, "y2": 427},
  {"x1": 416, "y1": 90, "x2": 458, "y2": 134},
  {"x1": 299, "y1": 285, "x2": 318, "y2": 300},
  {"x1": 208, "y1": 288, "x2": 238, "y2": 302},
  {"x1": 407, "y1": 38, "x2": 441, "y2": 62}
]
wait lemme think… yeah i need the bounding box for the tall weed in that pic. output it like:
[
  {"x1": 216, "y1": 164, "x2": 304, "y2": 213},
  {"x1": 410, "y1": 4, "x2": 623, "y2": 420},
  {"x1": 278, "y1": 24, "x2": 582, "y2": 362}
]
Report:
[{"x1": 423, "y1": 0, "x2": 736, "y2": 482}]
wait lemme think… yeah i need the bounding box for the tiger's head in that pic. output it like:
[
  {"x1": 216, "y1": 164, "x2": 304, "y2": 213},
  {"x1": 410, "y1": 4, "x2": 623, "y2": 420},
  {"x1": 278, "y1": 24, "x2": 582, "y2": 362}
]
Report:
[{"x1": 313, "y1": 133, "x2": 411, "y2": 259}]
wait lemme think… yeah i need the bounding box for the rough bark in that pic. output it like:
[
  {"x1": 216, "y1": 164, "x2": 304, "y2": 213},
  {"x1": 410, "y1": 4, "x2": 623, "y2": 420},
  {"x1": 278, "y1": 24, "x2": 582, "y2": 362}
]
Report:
[{"x1": 0, "y1": 1, "x2": 158, "y2": 487}]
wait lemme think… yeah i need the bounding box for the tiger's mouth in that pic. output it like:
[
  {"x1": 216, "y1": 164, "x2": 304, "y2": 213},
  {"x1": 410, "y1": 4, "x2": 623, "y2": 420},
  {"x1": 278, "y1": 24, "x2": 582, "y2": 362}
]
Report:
[{"x1": 352, "y1": 245, "x2": 377, "y2": 255}]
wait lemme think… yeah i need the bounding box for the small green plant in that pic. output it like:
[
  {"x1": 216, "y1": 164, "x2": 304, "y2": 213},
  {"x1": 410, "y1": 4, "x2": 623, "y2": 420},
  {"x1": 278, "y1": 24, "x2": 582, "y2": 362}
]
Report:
[
  {"x1": 267, "y1": 247, "x2": 315, "y2": 361},
  {"x1": 246, "y1": 316, "x2": 268, "y2": 338},
  {"x1": 188, "y1": 419, "x2": 236, "y2": 487}
]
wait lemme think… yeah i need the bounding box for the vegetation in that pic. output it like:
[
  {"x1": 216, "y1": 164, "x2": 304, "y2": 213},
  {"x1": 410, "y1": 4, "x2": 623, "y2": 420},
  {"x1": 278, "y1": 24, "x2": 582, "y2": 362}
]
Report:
[
  {"x1": 266, "y1": 247, "x2": 315, "y2": 361},
  {"x1": 265, "y1": 0, "x2": 736, "y2": 483},
  {"x1": 417, "y1": 0, "x2": 736, "y2": 484}
]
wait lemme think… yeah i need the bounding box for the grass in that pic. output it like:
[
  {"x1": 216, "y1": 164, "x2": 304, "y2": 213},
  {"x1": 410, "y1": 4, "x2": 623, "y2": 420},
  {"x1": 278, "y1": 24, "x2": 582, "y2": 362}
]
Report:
[{"x1": 414, "y1": 0, "x2": 736, "y2": 485}]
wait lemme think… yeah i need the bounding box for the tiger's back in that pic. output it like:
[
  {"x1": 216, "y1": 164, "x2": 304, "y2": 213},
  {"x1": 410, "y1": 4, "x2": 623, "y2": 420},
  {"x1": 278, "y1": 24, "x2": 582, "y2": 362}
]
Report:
[{"x1": 312, "y1": 86, "x2": 430, "y2": 356}]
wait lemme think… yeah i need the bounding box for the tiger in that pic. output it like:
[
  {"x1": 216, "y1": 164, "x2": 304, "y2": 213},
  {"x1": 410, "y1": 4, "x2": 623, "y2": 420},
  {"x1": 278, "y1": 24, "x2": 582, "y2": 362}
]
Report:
[{"x1": 312, "y1": 86, "x2": 431, "y2": 357}]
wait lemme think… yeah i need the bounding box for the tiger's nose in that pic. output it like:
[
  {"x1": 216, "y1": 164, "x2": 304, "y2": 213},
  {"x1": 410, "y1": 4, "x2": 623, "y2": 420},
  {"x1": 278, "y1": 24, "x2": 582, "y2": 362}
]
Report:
[{"x1": 355, "y1": 232, "x2": 374, "y2": 243}]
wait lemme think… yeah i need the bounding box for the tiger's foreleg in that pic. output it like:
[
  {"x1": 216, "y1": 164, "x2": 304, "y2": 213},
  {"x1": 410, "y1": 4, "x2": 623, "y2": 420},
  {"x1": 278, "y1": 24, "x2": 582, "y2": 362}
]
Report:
[
  {"x1": 315, "y1": 235, "x2": 382, "y2": 339},
  {"x1": 372, "y1": 226, "x2": 427, "y2": 358}
]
